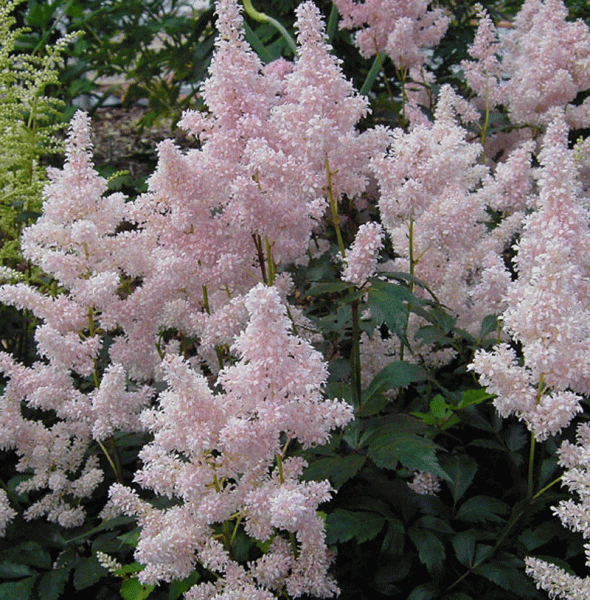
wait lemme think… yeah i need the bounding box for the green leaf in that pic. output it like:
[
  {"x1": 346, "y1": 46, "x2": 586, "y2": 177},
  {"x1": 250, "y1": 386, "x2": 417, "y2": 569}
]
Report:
[
  {"x1": 474, "y1": 557, "x2": 537, "y2": 595},
  {"x1": 407, "y1": 583, "x2": 439, "y2": 600},
  {"x1": 452, "y1": 530, "x2": 477, "y2": 567},
  {"x1": 455, "y1": 496, "x2": 510, "y2": 523},
  {"x1": 325, "y1": 509, "x2": 386, "y2": 545},
  {"x1": 7, "y1": 542, "x2": 51, "y2": 570},
  {"x1": 169, "y1": 572, "x2": 200, "y2": 600},
  {"x1": 367, "y1": 427, "x2": 450, "y2": 481},
  {"x1": 443, "y1": 454, "x2": 478, "y2": 502},
  {"x1": 367, "y1": 280, "x2": 415, "y2": 348},
  {"x1": 363, "y1": 362, "x2": 429, "y2": 404},
  {"x1": 302, "y1": 454, "x2": 367, "y2": 489},
  {"x1": 479, "y1": 314, "x2": 498, "y2": 340},
  {"x1": 0, "y1": 576, "x2": 37, "y2": 600},
  {"x1": 306, "y1": 281, "x2": 351, "y2": 296},
  {"x1": 408, "y1": 526, "x2": 445, "y2": 576},
  {"x1": 37, "y1": 568, "x2": 70, "y2": 600},
  {"x1": 121, "y1": 577, "x2": 156, "y2": 600},
  {"x1": 0, "y1": 562, "x2": 36, "y2": 579},
  {"x1": 456, "y1": 389, "x2": 494, "y2": 410},
  {"x1": 73, "y1": 556, "x2": 107, "y2": 591}
]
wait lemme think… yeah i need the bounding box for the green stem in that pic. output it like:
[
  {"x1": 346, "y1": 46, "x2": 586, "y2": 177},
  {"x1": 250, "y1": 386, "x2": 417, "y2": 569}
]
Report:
[
  {"x1": 242, "y1": 0, "x2": 298, "y2": 56},
  {"x1": 97, "y1": 439, "x2": 123, "y2": 483},
  {"x1": 325, "y1": 154, "x2": 346, "y2": 258},
  {"x1": 400, "y1": 218, "x2": 415, "y2": 361},
  {"x1": 265, "y1": 235, "x2": 276, "y2": 286},
  {"x1": 351, "y1": 299, "x2": 362, "y2": 409},
  {"x1": 527, "y1": 434, "x2": 536, "y2": 499}
]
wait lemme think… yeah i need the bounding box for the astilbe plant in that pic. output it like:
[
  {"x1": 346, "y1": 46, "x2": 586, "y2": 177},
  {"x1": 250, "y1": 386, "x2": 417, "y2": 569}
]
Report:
[
  {"x1": 0, "y1": 111, "x2": 153, "y2": 527},
  {"x1": 2, "y1": 0, "x2": 590, "y2": 598}
]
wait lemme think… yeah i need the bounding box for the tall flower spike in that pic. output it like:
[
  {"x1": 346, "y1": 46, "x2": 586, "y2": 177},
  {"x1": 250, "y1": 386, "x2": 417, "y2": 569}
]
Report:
[
  {"x1": 470, "y1": 110, "x2": 590, "y2": 441},
  {"x1": 112, "y1": 284, "x2": 352, "y2": 596}
]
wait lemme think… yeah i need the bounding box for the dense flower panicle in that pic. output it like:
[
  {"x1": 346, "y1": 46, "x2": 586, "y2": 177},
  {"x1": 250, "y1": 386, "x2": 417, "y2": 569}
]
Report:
[
  {"x1": 470, "y1": 111, "x2": 590, "y2": 442},
  {"x1": 372, "y1": 86, "x2": 493, "y2": 334},
  {"x1": 501, "y1": 0, "x2": 590, "y2": 127},
  {"x1": 331, "y1": 0, "x2": 449, "y2": 69},
  {"x1": 0, "y1": 110, "x2": 156, "y2": 526},
  {"x1": 341, "y1": 222, "x2": 383, "y2": 286},
  {"x1": 461, "y1": 4, "x2": 504, "y2": 109},
  {"x1": 526, "y1": 419, "x2": 590, "y2": 598},
  {"x1": 525, "y1": 557, "x2": 590, "y2": 600},
  {"x1": 112, "y1": 284, "x2": 352, "y2": 595}
]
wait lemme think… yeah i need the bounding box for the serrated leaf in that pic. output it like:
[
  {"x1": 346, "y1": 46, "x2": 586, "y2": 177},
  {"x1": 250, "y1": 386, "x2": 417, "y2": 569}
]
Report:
[
  {"x1": 452, "y1": 530, "x2": 477, "y2": 567},
  {"x1": 455, "y1": 496, "x2": 510, "y2": 523},
  {"x1": 7, "y1": 542, "x2": 51, "y2": 570},
  {"x1": 443, "y1": 454, "x2": 478, "y2": 502},
  {"x1": 0, "y1": 576, "x2": 37, "y2": 600},
  {"x1": 407, "y1": 583, "x2": 438, "y2": 600},
  {"x1": 381, "y1": 519, "x2": 405, "y2": 556},
  {"x1": 73, "y1": 556, "x2": 107, "y2": 591},
  {"x1": 474, "y1": 559, "x2": 537, "y2": 595},
  {"x1": 408, "y1": 527, "x2": 445, "y2": 576},
  {"x1": 37, "y1": 568, "x2": 70, "y2": 600},
  {"x1": 414, "y1": 325, "x2": 452, "y2": 346},
  {"x1": 325, "y1": 509, "x2": 386, "y2": 545},
  {"x1": 430, "y1": 395, "x2": 451, "y2": 419},
  {"x1": 306, "y1": 281, "x2": 351, "y2": 296},
  {"x1": 303, "y1": 454, "x2": 366, "y2": 489},
  {"x1": 367, "y1": 428, "x2": 450, "y2": 481},
  {"x1": 0, "y1": 562, "x2": 36, "y2": 579},
  {"x1": 363, "y1": 362, "x2": 429, "y2": 404},
  {"x1": 121, "y1": 577, "x2": 156, "y2": 600},
  {"x1": 367, "y1": 280, "x2": 414, "y2": 347},
  {"x1": 479, "y1": 314, "x2": 498, "y2": 339}
]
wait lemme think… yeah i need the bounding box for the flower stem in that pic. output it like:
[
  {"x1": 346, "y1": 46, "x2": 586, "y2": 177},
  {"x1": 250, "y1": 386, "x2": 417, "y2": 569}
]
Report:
[{"x1": 242, "y1": 0, "x2": 298, "y2": 56}]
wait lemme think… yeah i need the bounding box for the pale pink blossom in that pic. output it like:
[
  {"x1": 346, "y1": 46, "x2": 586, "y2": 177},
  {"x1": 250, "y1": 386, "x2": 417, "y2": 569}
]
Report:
[
  {"x1": 341, "y1": 222, "x2": 383, "y2": 286},
  {"x1": 408, "y1": 470, "x2": 442, "y2": 495},
  {"x1": 332, "y1": 0, "x2": 449, "y2": 69}
]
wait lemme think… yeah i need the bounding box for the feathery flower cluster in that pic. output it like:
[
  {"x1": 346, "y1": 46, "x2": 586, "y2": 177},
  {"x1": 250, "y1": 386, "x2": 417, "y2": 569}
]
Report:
[
  {"x1": 111, "y1": 284, "x2": 353, "y2": 596},
  {"x1": 331, "y1": 0, "x2": 449, "y2": 69},
  {"x1": 525, "y1": 423, "x2": 590, "y2": 598},
  {"x1": 372, "y1": 86, "x2": 490, "y2": 333},
  {"x1": 0, "y1": 490, "x2": 16, "y2": 536},
  {"x1": 0, "y1": 112, "x2": 152, "y2": 525},
  {"x1": 341, "y1": 222, "x2": 383, "y2": 287},
  {"x1": 463, "y1": 0, "x2": 590, "y2": 127},
  {"x1": 470, "y1": 111, "x2": 590, "y2": 441}
]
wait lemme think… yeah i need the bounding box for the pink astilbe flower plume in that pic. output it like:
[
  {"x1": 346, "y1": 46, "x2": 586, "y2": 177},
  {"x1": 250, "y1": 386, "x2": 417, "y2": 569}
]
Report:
[
  {"x1": 111, "y1": 284, "x2": 353, "y2": 597},
  {"x1": 331, "y1": 0, "x2": 449, "y2": 69},
  {"x1": 501, "y1": 0, "x2": 590, "y2": 127},
  {"x1": 0, "y1": 111, "x2": 152, "y2": 526},
  {"x1": 470, "y1": 110, "x2": 590, "y2": 441}
]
